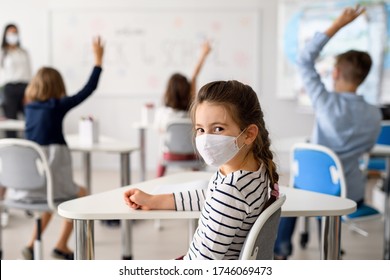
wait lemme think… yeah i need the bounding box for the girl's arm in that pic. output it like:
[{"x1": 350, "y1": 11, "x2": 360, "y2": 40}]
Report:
[
  {"x1": 59, "y1": 37, "x2": 104, "y2": 111},
  {"x1": 123, "y1": 188, "x2": 175, "y2": 210},
  {"x1": 190, "y1": 40, "x2": 211, "y2": 99}
]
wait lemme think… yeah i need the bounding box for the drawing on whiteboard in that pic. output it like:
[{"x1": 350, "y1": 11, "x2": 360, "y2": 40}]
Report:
[{"x1": 50, "y1": 9, "x2": 260, "y2": 97}]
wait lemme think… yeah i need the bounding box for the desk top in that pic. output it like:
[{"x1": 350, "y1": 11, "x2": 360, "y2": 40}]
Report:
[
  {"x1": 66, "y1": 134, "x2": 139, "y2": 154},
  {"x1": 58, "y1": 171, "x2": 356, "y2": 220},
  {"x1": 0, "y1": 119, "x2": 25, "y2": 131}
]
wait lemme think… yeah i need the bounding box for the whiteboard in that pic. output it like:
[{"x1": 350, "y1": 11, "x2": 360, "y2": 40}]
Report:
[{"x1": 50, "y1": 9, "x2": 260, "y2": 97}]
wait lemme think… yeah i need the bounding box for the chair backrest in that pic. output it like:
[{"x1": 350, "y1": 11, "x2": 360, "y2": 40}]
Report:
[
  {"x1": 239, "y1": 193, "x2": 286, "y2": 260},
  {"x1": 164, "y1": 118, "x2": 195, "y2": 154},
  {"x1": 0, "y1": 138, "x2": 55, "y2": 210},
  {"x1": 376, "y1": 121, "x2": 390, "y2": 145},
  {"x1": 290, "y1": 143, "x2": 347, "y2": 198}
]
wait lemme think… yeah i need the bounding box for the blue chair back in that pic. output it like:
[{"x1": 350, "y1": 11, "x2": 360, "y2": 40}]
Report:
[
  {"x1": 367, "y1": 121, "x2": 390, "y2": 171},
  {"x1": 290, "y1": 143, "x2": 346, "y2": 198},
  {"x1": 376, "y1": 121, "x2": 390, "y2": 145}
]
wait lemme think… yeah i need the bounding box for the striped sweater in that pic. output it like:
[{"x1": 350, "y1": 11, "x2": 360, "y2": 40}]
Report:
[{"x1": 173, "y1": 165, "x2": 270, "y2": 260}]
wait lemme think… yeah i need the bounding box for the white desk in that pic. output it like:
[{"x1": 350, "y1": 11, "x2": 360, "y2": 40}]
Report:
[
  {"x1": 58, "y1": 171, "x2": 356, "y2": 260},
  {"x1": 65, "y1": 134, "x2": 139, "y2": 260},
  {"x1": 65, "y1": 134, "x2": 139, "y2": 194},
  {"x1": 0, "y1": 119, "x2": 25, "y2": 131},
  {"x1": 369, "y1": 144, "x2": 390, "y2": 260}
]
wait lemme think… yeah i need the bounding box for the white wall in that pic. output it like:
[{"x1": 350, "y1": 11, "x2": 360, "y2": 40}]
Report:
[{"x1": 1, "y1": 0, "x2": 315, "y2": 174}]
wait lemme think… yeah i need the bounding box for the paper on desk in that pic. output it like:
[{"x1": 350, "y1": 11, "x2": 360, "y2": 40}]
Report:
[{"x1": 152, "y1": 179, "x2": 209, "y2": 194}]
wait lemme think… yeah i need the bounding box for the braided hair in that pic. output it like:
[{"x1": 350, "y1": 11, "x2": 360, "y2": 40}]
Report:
[{"x1": 190, "y1": 80, "x2": 279, "y2": 207}]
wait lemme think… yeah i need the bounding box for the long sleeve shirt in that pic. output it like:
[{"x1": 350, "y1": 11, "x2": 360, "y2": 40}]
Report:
[
  {"x1": 297, "y1": 32, "x2": 382, "y2": 202},
  {"x1": 174, "y1": 165, "x2": 270, "y2": 260},
  {"x1": 25, "y1": 66, "x2": 102, "y2": 145},
  {"x1": 0, "y1": 48, "x2": 31, "y2": 85}
]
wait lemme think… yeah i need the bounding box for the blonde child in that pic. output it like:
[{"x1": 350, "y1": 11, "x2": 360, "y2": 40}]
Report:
[
  {"x1": 17, "y1": 37, "x2": 104, "y2": 260},
  {"x1": 124, "y1": 80, "x2": 279, "y2": 259}
]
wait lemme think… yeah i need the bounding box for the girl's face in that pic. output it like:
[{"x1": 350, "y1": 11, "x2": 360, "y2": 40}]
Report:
[{"x1": 195, "y1": 101, "x2": 244, "y2": 143}]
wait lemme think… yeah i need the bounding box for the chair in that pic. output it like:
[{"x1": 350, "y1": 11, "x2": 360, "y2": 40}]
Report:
[
  {"x1": 0, "y1": 138, "x2": 55, "y2": 260},
  {"x1": 158, "y1": 118, "x2": 204, "y2": 176},
  {"x1": 291, "y1": 143, "x2": 381, "y2": 250},
  {"x1": 366, "y1": 121, "x2": 390, "y2": 182},
  {"x1": 239, "y1": 193, "x2": 286, "y2": 260}
]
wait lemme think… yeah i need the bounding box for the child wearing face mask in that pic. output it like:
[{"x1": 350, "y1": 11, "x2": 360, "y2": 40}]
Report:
[
  {"x1": 124, "y1": 80, "x2": 279, "y2": 260},
  {"x1": 0, "y1": 23, "x2": 32, "y2": 138}
]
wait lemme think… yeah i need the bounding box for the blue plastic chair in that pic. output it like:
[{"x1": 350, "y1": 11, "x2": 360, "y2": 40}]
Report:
[
  {"x1": 290, "y1": 143, "x2": 381, "y2": 249},
  {"x1": 367, "y1": 121, "x2": 390, "y2": 177}
]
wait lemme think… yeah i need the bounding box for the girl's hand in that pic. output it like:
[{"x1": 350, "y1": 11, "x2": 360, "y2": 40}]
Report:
[
  {"x1": 123, "y1": 188, "x2": 153, "y2": 210},
  {"x1": 93, "y1": 36, "x2": 104, "y2": 67},
  {"x1": 201, "y1": 40, "x2": 212, "y2": 57}
]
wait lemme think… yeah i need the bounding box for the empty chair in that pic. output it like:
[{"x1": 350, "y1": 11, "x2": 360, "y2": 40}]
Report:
[
  {"x1": 239, "y1": 193, "x2": 286, "y2": 260},
  {"x1": 0, "y1": 138, "x2": 56, "y2": 260},
  {"x1": 291, "y1": 143, "x2": 381, "y2": 250}
]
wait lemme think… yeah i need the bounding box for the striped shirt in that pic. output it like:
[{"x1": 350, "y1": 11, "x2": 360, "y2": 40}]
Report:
[{"x1": 173, "y1": 165, "x2": 270, "y2": 260}]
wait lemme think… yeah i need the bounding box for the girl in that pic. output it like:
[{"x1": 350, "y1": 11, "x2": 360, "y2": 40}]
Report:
[
  {"x1": 154, "y1": 41, "x2": 211, "y2": 177},
  {"x1": 17, "y1": 37, "x2": 104, "y2": 260},
  {"x1": 0, "y1": 23, "x2": 32, "y2": 138},
  {"x1": 124, "y1": 80, "x2": 279, "y2": 260}
]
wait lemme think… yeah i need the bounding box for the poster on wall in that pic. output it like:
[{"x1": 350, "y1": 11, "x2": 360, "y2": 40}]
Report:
[{"x1": 277, "y1": 0, "x2": 390, "y2": 110}]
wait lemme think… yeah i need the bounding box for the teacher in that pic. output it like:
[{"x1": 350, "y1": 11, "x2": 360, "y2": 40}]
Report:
[{"x1": 0, "y1": 23, "x2": 31, "y2": 137}]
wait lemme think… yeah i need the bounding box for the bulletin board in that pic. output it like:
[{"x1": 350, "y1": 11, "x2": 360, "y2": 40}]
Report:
[{"x1": 50, "y1": 8, "x2": 261, "y2": 97}]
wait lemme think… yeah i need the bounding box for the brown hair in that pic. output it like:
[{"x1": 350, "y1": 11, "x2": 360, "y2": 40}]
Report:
[
  {"x1": 164, "y1": 73, "x2": 191, "y2": 111},
  {"x1": 25, "y1": 67, "x2": 66, "y2": 102},
  {"x1": 190, "y1": 80, "x2": 279, "y2": 206},
  {"x1": 335, "y1": 50, "x2": 372, "y2": 86}
]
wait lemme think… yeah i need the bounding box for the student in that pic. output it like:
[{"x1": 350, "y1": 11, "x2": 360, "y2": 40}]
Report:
[
  {"x1": 154, "y1": 41, "x2": 211, "y2": 177},
  {"x1": 14, "y1": 37, "x2": 104, "y2": 260},
  {"x1": 0, "y1": 23, "x2": 32, "y2": 137},
  {"x1": 124, "y1": 80, "x2": 280, "y2": 260},
  {"x1": 274, "y1": 5, "x2": 382, "y2": 260}
]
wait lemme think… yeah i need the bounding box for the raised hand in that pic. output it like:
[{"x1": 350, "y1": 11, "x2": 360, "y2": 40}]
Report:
[{"x1": 93, "y1": 36, "x2": 104, "y2": 67}]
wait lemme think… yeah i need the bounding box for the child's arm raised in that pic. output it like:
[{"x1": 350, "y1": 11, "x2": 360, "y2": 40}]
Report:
[
  {"x1": 123, "y1": 189, "x2": 175, "y2": 210},
  {"x1": 325, "y1": 5, "x2": 365, "y2": 38},
  {"x1": 93, "y1": 36, "x2": 104, "y2": 67},
  {"x1": 190, "y1": 40, "x2": 212, "y2": 98}
]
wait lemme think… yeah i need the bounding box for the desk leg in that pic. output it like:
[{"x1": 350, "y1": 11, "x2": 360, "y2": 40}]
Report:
[
  {"x1": 139, "y1": 128, "x2": 146, "y2": 182},
  {"x1": 74, "y1": 220, "x2": 94, "y2": 260},
  {"x1": 188, "y1": 219, "x2": 197, "y2": 245},
  {"x1": 383, "y1": 157, "x2": 390, "y2": 260},
  {"x1": 320, "y1": 216, "x2": 341, "y2": 260},
  {"x1": 120, "y1": 153, "x2": 133, "y2": 260},
  {"x1": 82, "y1": 152, "x2": 92, "y2": 194}
]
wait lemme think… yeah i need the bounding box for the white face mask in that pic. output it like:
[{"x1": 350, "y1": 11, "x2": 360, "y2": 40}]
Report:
[
  {"x1": 195, "y1": 130, "x2": 246, "y2": 167},
  {"x1": 5, "y1": 33, "x2": 19, "y2": 46}
]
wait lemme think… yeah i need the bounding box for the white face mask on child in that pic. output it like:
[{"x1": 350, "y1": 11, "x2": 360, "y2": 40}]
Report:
[{"x1": 195, "y1": 130, "x2": 246, "y2": 167}]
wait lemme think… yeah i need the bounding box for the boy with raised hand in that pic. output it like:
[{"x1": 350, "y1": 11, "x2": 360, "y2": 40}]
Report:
[{"x1": 274, "y1": 5, "x2": 382, "y2": 260}]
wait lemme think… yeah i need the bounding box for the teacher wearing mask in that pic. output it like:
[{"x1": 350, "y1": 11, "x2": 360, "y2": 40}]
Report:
[{"x1": 0, "y1": 23, "x2": 31, "y2": 137}]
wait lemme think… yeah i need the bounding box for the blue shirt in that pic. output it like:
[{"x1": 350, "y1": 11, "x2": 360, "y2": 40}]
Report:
[
  {"x1": 25, "y1": 66, "x2": 102, "y2": 145},
  {"x1": 298, "y1": 32, "x2": 382, "y2": 202}
]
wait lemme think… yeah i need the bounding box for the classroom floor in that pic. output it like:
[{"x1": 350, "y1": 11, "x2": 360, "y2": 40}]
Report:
[{"x1": 1, "y1": 169, "x2": 385, "y2": 260}]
